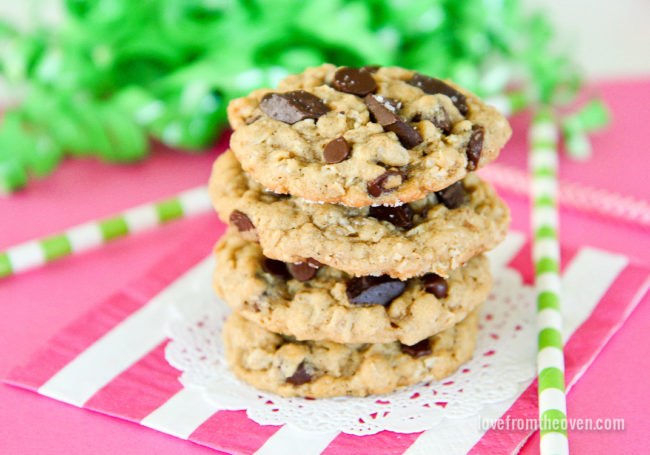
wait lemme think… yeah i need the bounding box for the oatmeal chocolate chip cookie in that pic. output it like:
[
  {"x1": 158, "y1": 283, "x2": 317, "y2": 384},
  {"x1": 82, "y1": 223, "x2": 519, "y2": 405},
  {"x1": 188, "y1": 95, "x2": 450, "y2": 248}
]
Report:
[
  {"x1": 223, "y1": 308, "x2": 480, "y2": 398},
  {"x1": 213, "y1": 230, "x2": 491, "y2": 344},
  {"x1": 227, "y1": 64, "x2": 511, "y2": 207},
  {"x1": 209, "y1": 150, "x2": 509, "y2": 279}
]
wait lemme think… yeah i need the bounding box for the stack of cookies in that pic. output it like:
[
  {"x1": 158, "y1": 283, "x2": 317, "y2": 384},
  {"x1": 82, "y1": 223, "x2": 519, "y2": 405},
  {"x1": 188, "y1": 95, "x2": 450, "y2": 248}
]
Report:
[{"x1": 209, "y1": 64, "x2": 511, "y2": 398}]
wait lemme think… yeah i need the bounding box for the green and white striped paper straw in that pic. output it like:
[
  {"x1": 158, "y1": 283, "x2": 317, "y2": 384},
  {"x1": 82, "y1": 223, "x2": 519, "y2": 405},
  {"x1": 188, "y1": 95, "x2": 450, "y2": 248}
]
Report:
[
  {"x1": 0, "y1": 186, "x2": 212, "y2": 279},
  {"x1": 485, "y1": 90, "x2": 529, "y2": 117},
  {"x1": 529, "y1": 109, "x2": 569, "y2": 455}
]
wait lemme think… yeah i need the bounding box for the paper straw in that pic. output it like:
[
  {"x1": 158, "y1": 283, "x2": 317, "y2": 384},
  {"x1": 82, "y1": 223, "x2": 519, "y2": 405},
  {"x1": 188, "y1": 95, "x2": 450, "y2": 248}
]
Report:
[
  {"x1": 529, "y1": 109, "x2": 569, "y2": 455},
  {"x1": 0, "y1": 186, "x2": 212, "y2": 279}
]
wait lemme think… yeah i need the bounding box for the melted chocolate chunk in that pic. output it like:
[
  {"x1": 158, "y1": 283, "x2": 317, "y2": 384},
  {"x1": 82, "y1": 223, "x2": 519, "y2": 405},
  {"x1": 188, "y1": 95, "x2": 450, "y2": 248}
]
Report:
[
  {"x1": 360, "y1": 65, "x2": 380, "y2": 73},
  {"x1": 346, "y1": 275, "x2": 406, "y2": 306},
  {"x1": 407, "y1": 73, "x2": 469, "y2": 116},
  {"x1": 367, "y1": 170, "x2": 405, "y2": 197},
  {"x1": 387, "y1": 121, "x2": 424, "y2": 149},
  {"x1": 332, "y1": 67, "x2": 377, "y2": 96},
  {"x1": 365, "y1": 94, "x2": 423, "y2": 149},
  {"x1": 229, "y1": 210, "x2": 255, "y2": 232},
  {"x1": 286, "y1": 362, "x2": 313, "y2": 385},
  {"x1": 422, "y1": 273, "x2": 448, "y2": 298},
  {"x1": 368, "y1": 204, "x2": 414, "y2": 229},
  {"x1": 413, "y1": 107, "x2": 452, "y2": 134},
  {"x1": 288, "y1": 260, "x2": 321, "y2": 281},
  {"x1": 262, "y1": 258, "x2": 290, "y2": 278},
  {"x1": 466, "y1": 124, "x2": 484, "y2": 170},
  {"x1": 436, "y1": 181, "x2": 466, "y2": 209},
  {"x1": 400, "y1": 339, "x2": 432, "y2": 357},
  {"x1": 323, "y1": 137, "x2": 351, "y2": 164},
  {"x1": 260, "y1": 90, "x2": 329, "y2": 124}
]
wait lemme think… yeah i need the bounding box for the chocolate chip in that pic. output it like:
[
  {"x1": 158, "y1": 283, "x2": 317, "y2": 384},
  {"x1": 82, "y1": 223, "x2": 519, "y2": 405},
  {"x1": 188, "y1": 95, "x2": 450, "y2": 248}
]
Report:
[
  {"x1": 360, "y1": 65, "x2": 380, "y2": 73},
  {"x1": 387, "y1": 121, "x2": 423, "y2": 149},
  {"x1": 229, "y1": 210, "x2": 255, "y2": 232},
  {"x1": 383, "y1": 97, "x2": 403, "y2": 112},
  {"x1": 365, "y1": 94, "x2": 423, "y2": 149},
  {"x1": 260, "y1": 90, "x2": 329, "y2": 124},
  {"x1": 265, "y1": 189, "x2": 289, "y2": 199},
  {"x1": 346, "y1": 275, "x2": 406, "y2": 306},
  {"x1": 413, "y1": 107, "x2": 452, "y2": 134},
  {"x1": 400, "y1": 339, "x2": 432, "y2": 357},
  {"x1": 323, "y1": 137, "x2": 351, "y2": 164},
  {"x1": 365, "y1": 94, "x2": 398, "y2": 123},
  {"x1": 466, "y1": 124, "x2": 484, "y2": 170},
  {"x1": 407, "y1": 73, "x2": 468, "y2": 116},
  {"x1": 422, "y1": 273, "x2": 448, "y2": 298},
  {"x1": 286, "y1": 362, "x2": 313, "y2": 385},
  {"x1": 367, "y1": 170, "x2": 405, "y2": 197},
  {"x1": 306, "y1": 258, "x2": 323, "y2": 268},
  {"x1": 288, "y1": 259, "x2": 321, "y2": 282},
  {"x1": 332, "y1": 67, "x2": 377, "y2": 96},
  {"x1": 368, "y1": 204, "x2": 414, "y2": 229},
  {"x1": 262, "y1": 258, "x2": 290, "y2": 278},
  {"x1": 436, "y1": 181, "x2": 466, "y2": 209}
]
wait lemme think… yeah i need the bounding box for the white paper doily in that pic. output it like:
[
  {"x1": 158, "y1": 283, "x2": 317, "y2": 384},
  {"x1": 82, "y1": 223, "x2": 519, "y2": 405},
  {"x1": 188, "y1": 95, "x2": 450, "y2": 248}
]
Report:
[{"x1": 165, "y1": 261, "x2": 537, "y2": 436}]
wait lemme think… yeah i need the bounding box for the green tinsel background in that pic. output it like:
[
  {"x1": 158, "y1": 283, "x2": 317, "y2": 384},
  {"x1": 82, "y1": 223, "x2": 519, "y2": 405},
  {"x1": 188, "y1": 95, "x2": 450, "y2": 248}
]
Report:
[{"x1": 0, "y1": 0, "x2": 579, "y2": 192}]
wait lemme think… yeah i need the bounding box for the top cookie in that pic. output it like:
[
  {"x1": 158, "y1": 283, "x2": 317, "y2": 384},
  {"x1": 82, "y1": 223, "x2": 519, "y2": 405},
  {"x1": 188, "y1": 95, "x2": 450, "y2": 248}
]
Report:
[{"x1": 228, "y1": 64, "x2": 512, "y2": 207}]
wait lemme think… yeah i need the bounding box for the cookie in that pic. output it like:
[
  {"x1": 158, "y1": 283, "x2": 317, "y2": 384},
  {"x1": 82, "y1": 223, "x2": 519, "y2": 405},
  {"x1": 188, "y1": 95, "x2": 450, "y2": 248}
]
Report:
[
  {"x1": 223, "y1": 308, "x2": 480, "y2": 398},
  {"x1": 228, "y1": 64, "x2": 511, "y2": 207},
  {"x1": 214, "y1": 230, "x2": 492, "y2": 344},
  {"x1": 210, "y1": 150, "x2": 509, "y2": 279}
]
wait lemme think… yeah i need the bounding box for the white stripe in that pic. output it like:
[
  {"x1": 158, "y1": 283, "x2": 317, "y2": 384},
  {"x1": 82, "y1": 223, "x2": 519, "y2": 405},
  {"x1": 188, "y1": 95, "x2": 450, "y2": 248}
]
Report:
[
  {"x1": 532, "y1": 206, "x2": 558, "y2": 232},
  {"x1": 539, "y1": 388, "x2": 567, "y2": 415},
  {"x1": 405, "y1": 247, "x2": 625, "y2": 455},
  {"x1": 532, "y1": 176, "x2": 557, "y2": 199},
  {"x1": 531, "y1": 145, "x2": 557, "y2": 157},
  {"x1": 533, "y1": 238, "x2": 560, "y2": 263},
  {"x1": 253, "y1": 425, "x2": 339, "y2": 455},
  {"x1": 537, "y1": 308, "x2": 563, "y2": 333},
  {"x1": 540, "y1": 432, "x2": 569, "y2": 455},
  {"x1": 561, "y1": 248, "x2": 628, "y2": 337},
  {"x1": 537, "y1": 347, "x2": 565, "y2": 374},
  {"x1": 6, "y1": 241, "x2": 45, "y2": 272},
  {"x1": 484, "y1": 94, "x2": 511, "y2": 117},
  {"x1": 403, "y1": 385, "x2": 529, "y2": 455},
  {"x1": 178, "y1": 186, "x2": 212, "y2": 216},
  {"x1": 530, "y1": 122, "x2": 558, "y2": 143},
  {"x1": 123, "y1": 205, "x2": 159, "y2": 233},
  {"x1": 38, "y1": 256, "x2": 213, "y2": 406},
  {"x1": 66, "y1": 222, "x2": 103, "y2": 252},
  {"x1": 530, "y1": 150, "x2": 558, "y2": 171},
  {"x1": 140, "y1": 387, "x2": 222, "y2": 439},
  {"x1": 485, "y1": 230, "x2": 526, "y2": 273},
  {"x1": 536, "y1": 272, "x2": 562, "y2": 295}
]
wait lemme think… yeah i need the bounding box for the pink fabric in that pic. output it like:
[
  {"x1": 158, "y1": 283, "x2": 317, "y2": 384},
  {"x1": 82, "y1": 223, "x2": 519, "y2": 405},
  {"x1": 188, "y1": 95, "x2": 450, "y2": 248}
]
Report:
[
  {"x1": 189, "y1": 411, "x2": 281, "y2": 454},
  {"x1": 1, "y1": 80, "x2": 650, "y2": 455},
  {"x1": 83, "y1": 342, "x2": 183, "y2": 421},
  {"x1": 321, "y1": 432, "x2": 421, "y2": 455}
]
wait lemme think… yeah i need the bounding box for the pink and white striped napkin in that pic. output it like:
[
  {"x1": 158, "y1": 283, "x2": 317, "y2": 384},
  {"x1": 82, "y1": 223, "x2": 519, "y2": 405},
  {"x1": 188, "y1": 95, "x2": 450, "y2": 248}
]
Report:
[{"x1": 6, "y1": 223, "x2": 649, "y2": 455}]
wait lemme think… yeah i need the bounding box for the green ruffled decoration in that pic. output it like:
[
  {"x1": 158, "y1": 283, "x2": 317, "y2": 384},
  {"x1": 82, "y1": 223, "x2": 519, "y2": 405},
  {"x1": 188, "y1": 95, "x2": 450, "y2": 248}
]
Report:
[{"x1": 0, "y1": 0, "x2": 581, "y2": 192}]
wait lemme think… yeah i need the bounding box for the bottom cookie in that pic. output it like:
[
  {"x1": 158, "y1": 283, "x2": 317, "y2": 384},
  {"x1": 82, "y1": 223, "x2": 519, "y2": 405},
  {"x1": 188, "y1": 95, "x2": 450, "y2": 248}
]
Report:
[{"x1": 223, "y1": 308, "x2": 480, "y2": 398}]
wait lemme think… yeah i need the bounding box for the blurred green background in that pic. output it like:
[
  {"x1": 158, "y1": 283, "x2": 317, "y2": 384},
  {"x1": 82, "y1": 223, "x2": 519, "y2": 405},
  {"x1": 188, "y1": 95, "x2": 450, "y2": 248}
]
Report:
[{"x1": 0, "y1": 0, "x2": 643, "y2": 193}]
